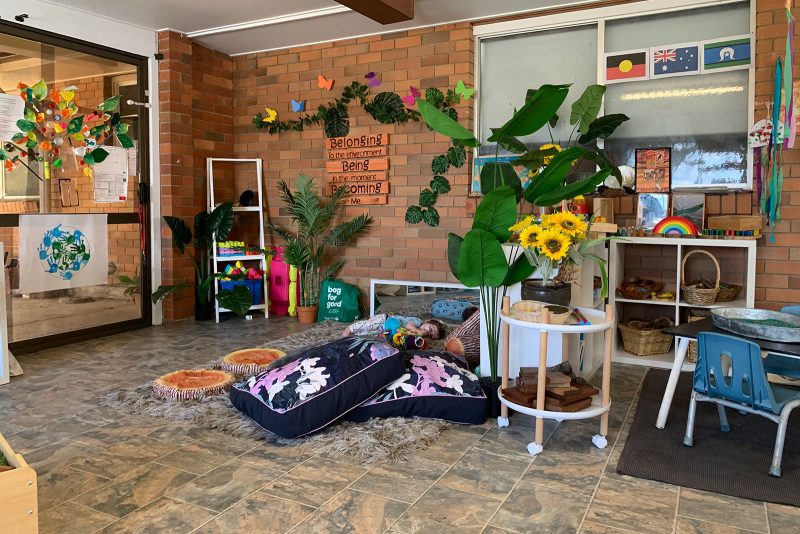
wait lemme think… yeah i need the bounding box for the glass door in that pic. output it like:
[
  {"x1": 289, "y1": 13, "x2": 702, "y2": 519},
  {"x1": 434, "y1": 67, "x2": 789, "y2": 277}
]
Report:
[{"x1": 0, "y1": 21, "x2": 151, "y2": 352}]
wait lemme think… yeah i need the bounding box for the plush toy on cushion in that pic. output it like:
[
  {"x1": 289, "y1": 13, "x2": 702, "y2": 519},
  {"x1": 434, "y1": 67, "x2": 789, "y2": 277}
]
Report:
[{"x1": 391, "y1": 327, "x2": 429, "y2": 350}]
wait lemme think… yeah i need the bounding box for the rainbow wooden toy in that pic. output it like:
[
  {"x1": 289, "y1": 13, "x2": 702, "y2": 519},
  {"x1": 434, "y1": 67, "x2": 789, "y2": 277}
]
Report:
[{"x1": 653, "y1": 216, "x2": 700, "y2": 236}]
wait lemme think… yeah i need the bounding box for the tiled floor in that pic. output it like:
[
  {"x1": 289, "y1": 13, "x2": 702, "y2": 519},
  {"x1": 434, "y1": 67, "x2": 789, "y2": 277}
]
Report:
[{"x1": 2, "y1": 316, "x2": 798, "y2": 533}]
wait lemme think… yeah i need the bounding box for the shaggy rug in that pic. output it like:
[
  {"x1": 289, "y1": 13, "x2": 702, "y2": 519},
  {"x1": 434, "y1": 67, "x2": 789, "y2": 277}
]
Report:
[{"x1": 102, "y1": 318, "x2": 454, "y2": 466}]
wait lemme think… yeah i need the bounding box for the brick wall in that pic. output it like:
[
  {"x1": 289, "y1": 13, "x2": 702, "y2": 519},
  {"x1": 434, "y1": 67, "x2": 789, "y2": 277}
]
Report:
[{"x1": 231, "y1": 24, "x2": 474, "y2": 300}]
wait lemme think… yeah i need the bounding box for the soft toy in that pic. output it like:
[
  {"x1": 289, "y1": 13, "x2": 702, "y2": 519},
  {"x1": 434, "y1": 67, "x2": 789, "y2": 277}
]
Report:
[{"x1": 390, "y1": 327, "x2": 428, "y2": 350}]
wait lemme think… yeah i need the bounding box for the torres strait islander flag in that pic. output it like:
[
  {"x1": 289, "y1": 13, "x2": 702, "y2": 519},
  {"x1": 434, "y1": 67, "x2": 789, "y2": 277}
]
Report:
[
  {"x1": 702, "y1": 36, "x2": 751, "y2": 72},
  {"x1": 605, "y1": 50, "x2": 648, "y2": 83}
]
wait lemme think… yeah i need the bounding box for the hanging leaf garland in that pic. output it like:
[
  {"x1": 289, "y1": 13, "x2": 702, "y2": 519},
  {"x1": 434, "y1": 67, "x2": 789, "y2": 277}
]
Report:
[{"x1": 4, "y1": 80, "x2": 131, "y2": 180}]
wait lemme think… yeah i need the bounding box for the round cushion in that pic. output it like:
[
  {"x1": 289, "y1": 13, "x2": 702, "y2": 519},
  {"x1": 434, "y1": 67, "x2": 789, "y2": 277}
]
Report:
[
  {"x1": 219, "y1": 348, "x2": 286, "y2": 376},
  {"x1": 153, "y1": 369, "x2": 235, "y2": 400}
]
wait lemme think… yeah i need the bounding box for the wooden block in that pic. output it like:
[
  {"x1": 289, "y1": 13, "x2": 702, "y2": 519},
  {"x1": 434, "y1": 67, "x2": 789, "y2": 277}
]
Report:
[
  {"x1": 326, "y1": 158, "x2": 389, "y2": 173},
  {"x1": 501, "y1": 386, "x2": 535, "y2": 407},
  {"x1": 327, "y1": 146, "x2": 387, "y2": 160},
  {"x1": 518, "y1": 369, "x2": 571, "y2": 386},
  {"x1": 0, "y1": 433, "x2": 38, "y2": 534},
  {"x1": 544, "y1": 397, "x2": 592, "y2": 412},
  {"x1": 327, "y1": 171, "x2": 389, "y2": 183},
  {"x1": 345, "y1": 196, "x2": 388, "y2": 205},
  {"x1": 593, "y1": 197, "x2": 615, "y2": 224},
  {"x1": 328, "y1": 181, "x2": 389, "y2": 196},
  {"x1": 707, "y1": 215, "x2": 762, "y2": 231},
  {"x1": 325, "y1": 133, "x2": 389, "y2": 149},
  {"x1": 546, "y1": 383, "x2": 599, "y2": 403}
]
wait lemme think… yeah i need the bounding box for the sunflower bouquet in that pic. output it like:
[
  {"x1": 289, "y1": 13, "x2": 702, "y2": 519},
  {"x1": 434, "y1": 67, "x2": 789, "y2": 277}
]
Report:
[{"x1": 509, "y1": 210, "x2": 608, "y2": 293}]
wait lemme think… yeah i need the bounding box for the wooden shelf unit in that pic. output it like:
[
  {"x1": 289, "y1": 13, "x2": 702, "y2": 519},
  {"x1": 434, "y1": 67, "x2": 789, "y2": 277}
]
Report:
[{"x1": 608, "y1": 237, "x2": 756, "y2": 369}]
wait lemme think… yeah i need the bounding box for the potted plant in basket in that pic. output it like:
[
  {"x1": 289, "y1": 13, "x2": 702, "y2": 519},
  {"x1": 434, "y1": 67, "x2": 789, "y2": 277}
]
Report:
[
  {"x1": 269, "y1": 174, "x2": 373, "y2": 324},
  {"x1": 417, "y1": 83, "x2": 627, "y2": 412},
  {"x1": 152, "y1": 202, "x2": 257, "y2": 319}
]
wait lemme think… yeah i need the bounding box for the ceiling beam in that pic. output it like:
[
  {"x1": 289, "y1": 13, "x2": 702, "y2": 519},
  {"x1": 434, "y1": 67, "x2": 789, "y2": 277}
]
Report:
[{"x1": 333, "y1": 0, "x2": 414, "y2": 24}]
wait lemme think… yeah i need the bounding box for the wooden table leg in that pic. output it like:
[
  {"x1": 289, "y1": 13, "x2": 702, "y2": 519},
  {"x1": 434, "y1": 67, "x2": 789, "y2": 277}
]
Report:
[
  {"x1": 600, "y1": 304, "x2": 614, "y2": 437},
  {"x1": 533, "y1": 311, "x2": 549, "y2": 450},
  {"x1": 500, "y1": 296, "x2": 510, "y2": 423}
]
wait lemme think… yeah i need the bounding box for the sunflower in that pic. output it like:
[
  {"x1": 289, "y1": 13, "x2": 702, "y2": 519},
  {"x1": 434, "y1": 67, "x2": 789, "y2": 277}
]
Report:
[
  {"x1": 538, "y1": 143, "x2": 562, "y2": 165},
  {"x1": 509, "y1": 215, "x2": 533, "y2": 234},
  {"x1": 542, "y1": 211, "x2": 587, "y2": 238},
  {"x1": 262, "y1": 107, "x2": 278, "y2": 123},
  {"x1": 518, "y1": 224, "x2": 540, "y2": 249},
  {"x1": 535, "y1": 227, "x2": 571, "y2": 261}
]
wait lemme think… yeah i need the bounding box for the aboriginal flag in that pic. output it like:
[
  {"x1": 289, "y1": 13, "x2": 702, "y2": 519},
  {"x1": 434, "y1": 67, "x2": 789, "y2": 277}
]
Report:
[{"x1": 605, "y1": 51, "x2": 647, "y2": 81}]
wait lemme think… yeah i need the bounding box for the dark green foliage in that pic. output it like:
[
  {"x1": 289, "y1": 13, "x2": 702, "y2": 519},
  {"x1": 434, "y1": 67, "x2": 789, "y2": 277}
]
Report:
[
  {"x1": 431, "y1": 155, "x2": 449, "y2": 174},
  {"x1": 419, "y1": 188, "x2": 437, "y2": 207},
  {"x1": 447, "y1": 145, "x2": 467, "y2": 167},
  {"x1": 422, "y1": 207, "x2": 440, "y2": 227},
  {"x1": 365, "y1": 92, "x2": 409, "y2": 124},
  {"x1": 430, "y1": 175, "x2": 451, "y2": 194},
  {"x1": 405, "y1": 206, "x2": 424, "y2": 224}
]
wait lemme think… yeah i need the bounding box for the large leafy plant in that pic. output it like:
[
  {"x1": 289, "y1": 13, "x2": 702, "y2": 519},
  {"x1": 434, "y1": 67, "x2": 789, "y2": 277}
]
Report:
[
  {"x1": 152, "y1": 203, "x2": 254, "y2": 317},
  {"x1": 419, "y1": 83, "x2": 628, "y2": 381},
  {"x1": 269, "y1": 174, "x2": 373, "y2": 308}
]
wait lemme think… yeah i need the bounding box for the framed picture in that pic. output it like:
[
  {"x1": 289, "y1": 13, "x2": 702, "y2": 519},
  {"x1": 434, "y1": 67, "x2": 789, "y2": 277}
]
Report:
[
  {"x1": 671, "y1": 193, "x2": 705, "y2": 229},
  {"x1": 471, "y1": 155, "x2": 533, "y2": 197},
  {"x1": 635, "y1": 147, "x2": 671, "y2": 193},
  {"x1": 604, "y1": 48, "x2": 649, "y2": 84},
  {"x1": 636, "y1": 193, "x2": 669, "y2": 230}
]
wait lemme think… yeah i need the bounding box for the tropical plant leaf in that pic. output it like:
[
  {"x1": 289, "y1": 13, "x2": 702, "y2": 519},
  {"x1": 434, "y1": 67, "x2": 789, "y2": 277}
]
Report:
[
  {"x1": 473, "y1": 186, "x2": 516, "y2": 242},
  {"x1": 447, "y1": 145, "x2": 467, "y2": 167},
  {"x1": 99, "y1": 95, "x2": 121, "y2": 112},
  {"x1": 367, "y1": 92, "x2": 406, "y2": 124},
  {"x1": 117, "y1": 133, "x2": 134, "y2": 148},
  {"x1": 577, "y1": 113, "x2": 629, "y2": 144},
  {"x1": 430, "y1": 175, "x2": 451, "y2": 194},
  {"x1": 422, "y1": 206, "x2": 440, "y2": 227},
  {"x1": 164, "y1": 216, "x2": 192, "y2": 253},
  {"x1": 67, "y1": 116, "x2": 84, "y2": 134},
  {"x1": 489, "y1": 84, "x2": 570, "y2": 142},
  {"x1": 549, "y1": 113, "x2": 559, "y2": 128},
  {"x1": 15, "y1": 120, "x2": 36, "y2": 133},
  {"x1": 533, "y1": 168, "x2": 611, "y2": 206},
  {"x1": 503, "y1": 253, "x2": 536, "y2": 286},
  {"x1": 216, "y1": 285, "x2": 253, "y2": 317},
  {"x1": 457, "y1": 229, "x2": 509, "y2": 288},
  {"x1": 417, "y1": 99, "x2": 479, "y2": 147},
  {"x1": 151, "y1": 284, "x2": 187, "y2": 304},
  {"x1": 432, "y1": 155, "x2": 449, "y2": 174},
  {"x1": 447, "y1": 233, "x2": 463, "y2": 278},
  {"x1": 425, "y1": 87, "x2": 444, "y2": 107},
  {"x1": 524, "y1": 146, "x2": 587, "y2": 204},
  {"x1": 324, "y1": 214, "x2": 373, "y2": 246},
  {"x1": 324, "y1": 260, "x2": 346, "y2": 280},
  {"x1": 480, "y1": 162, "x2": 521, "y2": 199},
  {"x1": 583, "y1": 149, "x2": 622, "y2": 181},
  {"x1": 323, "y1": 106, "x2": 350, "y2": 138},
  {"x1": 206, "y1": 202, "x2": 234, "y2": 246},
  {"x1": 405, "y1": 205, "x2": 424, "y2": 224},
  {"x1": 570, "y1": 85, "x2": 606, "y2": 134},
  {"x1": 513, "y1": 147, "x2": 562, "y2": 171},
  {"x1": 89, "y1": 147, "x2": 109, "y2": 163},
  {"x1": 495, "y1": 134, "x2": 528, "y2": 154},
  {"x1": 419, "y1": 188, "x2": 437, "y2": 207}
]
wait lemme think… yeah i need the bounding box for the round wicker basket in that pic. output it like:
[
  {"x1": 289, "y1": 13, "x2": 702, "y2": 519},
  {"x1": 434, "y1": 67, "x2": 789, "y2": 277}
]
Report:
[
  {"x1": 218, "y1": 348, "x2": 285, "y2": 376},
  {"x1": 152, "y1": 369, "x2": 235, "y2": 400},
  {"x1": 510, "y1": 300, "x2": 572, "y2": 325},
  {"x1": 681, "y1": 250, "x2": 720, "y2": 305}
]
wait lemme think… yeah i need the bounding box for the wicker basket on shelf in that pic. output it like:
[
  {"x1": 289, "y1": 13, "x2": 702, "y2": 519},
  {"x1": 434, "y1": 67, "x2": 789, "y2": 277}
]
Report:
[
  {"x1": 619, "y1": 319, "x2": 674, "y2": 356},
  {"x1": 715, "y1": 282, "x2": 743, "y2": 303},
  {"x1": 681, "y1": 250, "x2": 720, "y2": 305},
  {"x1": 510, "y1": 300, "x2": 572, "y2": 325}
]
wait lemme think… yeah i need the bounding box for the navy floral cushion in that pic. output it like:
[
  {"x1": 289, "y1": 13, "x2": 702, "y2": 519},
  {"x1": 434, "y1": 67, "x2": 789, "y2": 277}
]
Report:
[
  {"x1": 230, "y1": 336, "x2": 404, "y2": 438},
  {"x1": 347, "y1": 350, "x2": 487, "y2": 425}
]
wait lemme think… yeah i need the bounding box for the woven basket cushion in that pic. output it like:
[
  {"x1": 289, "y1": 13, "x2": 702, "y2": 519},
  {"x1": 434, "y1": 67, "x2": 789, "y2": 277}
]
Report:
[
  {"x1": 347, "y1": 350, "x2": 487, "y2": 425},
  {"x1": 230, "y1": 336, "x2": 405, "y2": 438},
  {"x1": 219, "y1": 348, "x2": 286, "y2": 375},
  {"x1": 153, "y1": 369, "x2": 235, "y2": 399}
]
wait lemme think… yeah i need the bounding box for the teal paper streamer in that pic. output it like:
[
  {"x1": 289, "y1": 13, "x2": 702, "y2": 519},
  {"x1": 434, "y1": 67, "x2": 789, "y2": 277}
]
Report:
[{"x1": 770, "y1": 58, "x2": 782, "y2": 242}]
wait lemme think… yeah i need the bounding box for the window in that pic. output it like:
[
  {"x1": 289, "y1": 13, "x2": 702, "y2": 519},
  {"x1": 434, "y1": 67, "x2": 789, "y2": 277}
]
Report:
[
  {"x1": 475, "y1": 0, "x2": 753, "y2": 190},
  {"x1": 0, "y1": 159, "x2": 39, "y2": 199}
]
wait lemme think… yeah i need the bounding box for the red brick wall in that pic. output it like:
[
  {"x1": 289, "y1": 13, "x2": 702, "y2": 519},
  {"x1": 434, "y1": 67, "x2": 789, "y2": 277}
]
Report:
[
  {"x1": 158, "y1": 31, "x2": 234, "y2": 320},
  {"x1": 232, "y1": 24, "x2": 474, "y2": 298}
]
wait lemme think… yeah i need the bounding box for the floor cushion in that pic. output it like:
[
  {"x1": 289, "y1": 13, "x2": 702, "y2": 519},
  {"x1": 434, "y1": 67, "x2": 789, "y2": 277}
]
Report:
[
  {"x1": 347, "y1": 350, "x2": 487, "y2": 425},
  {"x1": 431, "y1": 298, "x2": 479, "y2": 322},
  {"x1": 229, "y1": 336, "x2": 405, "y2": 438}
]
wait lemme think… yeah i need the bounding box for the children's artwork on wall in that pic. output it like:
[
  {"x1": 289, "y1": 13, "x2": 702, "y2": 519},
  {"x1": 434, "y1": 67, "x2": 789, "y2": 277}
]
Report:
[
  {"x1": 636, "y1": 193, "x2": 669, "y2": 230},
  {"x1": 635, "y1": 147, "x2": 671, "y2": 193},
  {"x1": 701, "y1": 35, "x2": 752, "y2": 73},
  {"x1": 19, "y1": 214, "x2": 108, "y2": 294},
  {"x1": 317, "y1": 74, "x2": 334, "y2": 91},
  {"x1": 604, "y1": 49, "x2": 649, "y2": 84},
  {"x1": 365, "y1": 72, "x2": 381, "y2": 87},
  {"x1": 471, "y1": 155, "x2": 532, "y2": 197},
  {"x1": 650, "y1": 43, "x2": 700, "y2": 78},
  {"x1": 671, "y1": 193, "x2": 706, "y2": 229},
  {"x1": 290, "y1": 100, "x2": 305, "y2": 113}
]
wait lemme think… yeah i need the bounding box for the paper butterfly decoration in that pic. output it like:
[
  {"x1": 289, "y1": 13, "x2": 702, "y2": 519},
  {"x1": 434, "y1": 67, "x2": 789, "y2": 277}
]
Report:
[
  {"x1": 317, "y1": 74, "x2": 334, "y2": 91},
  {"x1": 401, "y1": 86, "x2": 420, "y2": 106},
  {"x1": 262, "y1": 107, "x2": 278, "y2": 123},
  {"x1": 291, "y1": 100, "x2": 305, "y2": 113},
  {"x1": 455, "y1": 80, "x2": 475, "y2": 100},
  {"x1": 365, "y1": 72, "x2": 381, "y2": 88}
]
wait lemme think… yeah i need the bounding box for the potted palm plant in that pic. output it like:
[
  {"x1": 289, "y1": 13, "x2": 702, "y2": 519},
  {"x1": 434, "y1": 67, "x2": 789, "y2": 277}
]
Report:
[
  {"x1": 417, "y1": 83, "x2": 628, "y2": 413},
  {"x1": 270, "y1": 174, "x2": 373, "y2": 324},
  {"x1": 152, "y1": 202, "x2": 256, "y2": 319}
]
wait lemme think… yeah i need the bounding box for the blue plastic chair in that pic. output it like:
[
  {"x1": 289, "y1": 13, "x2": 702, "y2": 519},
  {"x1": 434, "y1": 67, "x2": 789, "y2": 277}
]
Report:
[
  {"x1": 762, "y1": 306, "x2": 800, "y2": 378},
  {"x1": 683, "y1": 332, "x2": 800, "y2": 477}
]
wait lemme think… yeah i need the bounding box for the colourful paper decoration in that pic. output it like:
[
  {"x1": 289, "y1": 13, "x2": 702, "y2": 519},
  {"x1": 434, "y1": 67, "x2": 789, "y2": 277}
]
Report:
[
  {"x1": 455, "y1": 80, "x2": 475, "y2": 100},
  {"x1": 365, "y1": 71, "x2": 381, "y2": 87},
  {"x1": 290, "y1": 100, "x2": 305, "y2": 112},
  {"x1": 317, "y1": 74, "x2": 334, "y2": 91},
  {"x1": 402, "y1": 86, "x2": 420, "y2": 106},
  {"x1": 261, "y1": 107, "x2": 278, "y2": 123}
]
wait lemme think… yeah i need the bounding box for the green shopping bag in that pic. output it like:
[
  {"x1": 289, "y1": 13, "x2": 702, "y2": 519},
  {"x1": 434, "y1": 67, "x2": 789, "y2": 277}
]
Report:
[{"x1": 317, "y1": 279, "x2": 361, "y2": 322}]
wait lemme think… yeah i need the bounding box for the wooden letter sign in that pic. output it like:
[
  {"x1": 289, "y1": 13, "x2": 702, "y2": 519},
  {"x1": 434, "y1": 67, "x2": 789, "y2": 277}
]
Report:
[{"x1": 326, "y1": 132, "x2": 390, "y2": 205}]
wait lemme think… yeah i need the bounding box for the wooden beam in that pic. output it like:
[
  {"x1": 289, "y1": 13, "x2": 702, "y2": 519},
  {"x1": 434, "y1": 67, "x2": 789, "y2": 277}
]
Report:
[{"x1": 334, "y1": 0, "x2": 414, "y2": 24}]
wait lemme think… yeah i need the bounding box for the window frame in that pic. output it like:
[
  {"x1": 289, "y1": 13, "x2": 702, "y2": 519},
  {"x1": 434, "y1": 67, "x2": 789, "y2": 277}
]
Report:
[
  {"x1": 473, "y1": 0, "x2": 755, "y2": 191},
  {"x1": 0, "y1": 162, "x2": 41, "y2": 201}
]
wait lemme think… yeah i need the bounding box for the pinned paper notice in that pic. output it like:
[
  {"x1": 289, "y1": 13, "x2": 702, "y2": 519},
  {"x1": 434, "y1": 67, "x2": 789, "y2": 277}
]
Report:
[
  {"x1": 0, "y1": 93, "x2": 25, "y2": 143},
  {"x1": 93, "y1": 146, "x2": 128, "y2": 202}
]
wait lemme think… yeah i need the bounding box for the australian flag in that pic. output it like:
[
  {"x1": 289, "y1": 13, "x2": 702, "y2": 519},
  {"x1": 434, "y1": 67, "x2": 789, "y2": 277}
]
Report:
[{"x1": 651, "y1": 45, "x2": 700, "y2": 77}]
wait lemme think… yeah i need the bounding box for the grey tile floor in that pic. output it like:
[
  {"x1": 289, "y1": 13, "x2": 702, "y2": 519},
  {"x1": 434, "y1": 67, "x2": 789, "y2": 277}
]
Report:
[{"x1": 1, "y1": 315, "x2": 797, "y2": 533}]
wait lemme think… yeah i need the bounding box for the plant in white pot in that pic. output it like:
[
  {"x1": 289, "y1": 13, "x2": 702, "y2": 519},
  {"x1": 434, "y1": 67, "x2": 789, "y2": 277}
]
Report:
[{"x1": 269, "y1": 174, "x2": 373, "y2": 324}]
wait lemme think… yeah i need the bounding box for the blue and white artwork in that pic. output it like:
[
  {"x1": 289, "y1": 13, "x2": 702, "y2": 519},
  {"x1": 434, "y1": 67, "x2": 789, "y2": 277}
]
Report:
[
  {"x1": 19, "y1": 214, "x2": 108, "y2": 294},
  {"x1": 650, "y1": 43, "x2": 700, "y2": 78}
]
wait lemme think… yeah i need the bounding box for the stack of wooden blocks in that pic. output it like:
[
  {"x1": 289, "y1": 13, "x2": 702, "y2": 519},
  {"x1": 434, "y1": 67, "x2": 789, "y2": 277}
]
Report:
[{"x1": 503, "y1": 367, "x2": 599, "y2": 412}]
